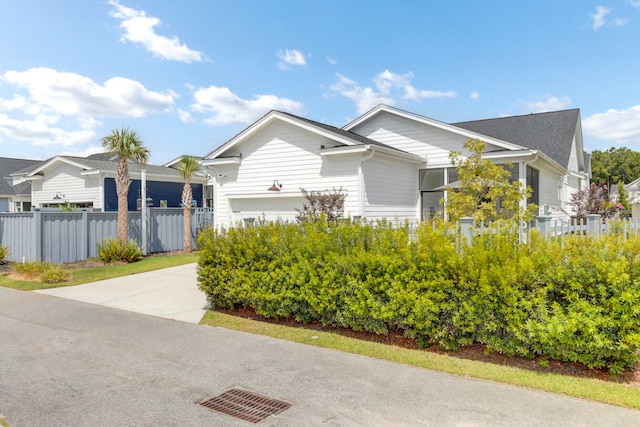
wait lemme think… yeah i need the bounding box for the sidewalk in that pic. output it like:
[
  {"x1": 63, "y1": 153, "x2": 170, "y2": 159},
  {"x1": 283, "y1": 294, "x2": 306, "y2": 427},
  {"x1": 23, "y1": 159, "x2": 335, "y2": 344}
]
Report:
[{"x1": 35, "y1": 263, "x2": 208, "y2": 323}]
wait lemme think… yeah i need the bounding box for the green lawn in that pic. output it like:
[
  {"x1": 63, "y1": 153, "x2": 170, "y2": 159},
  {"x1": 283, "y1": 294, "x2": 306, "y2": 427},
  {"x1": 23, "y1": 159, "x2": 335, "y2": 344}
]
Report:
[
  {"x1": 201, "y1": 310, "x2": 640, "y2": 410},
  {"x1": 0, "y1": 253, "x2": 198, "y2": 291}
]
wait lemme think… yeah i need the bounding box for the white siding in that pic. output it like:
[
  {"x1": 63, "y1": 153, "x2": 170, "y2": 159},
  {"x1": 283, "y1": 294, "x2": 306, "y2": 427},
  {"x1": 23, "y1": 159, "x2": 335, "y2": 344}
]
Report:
[
  {"x1": 211, "y1": 121, "x2": 361, "y2": 227},
  {"x1": 32, "y1": 164, "x2": 102, "y2": 208},
  {"x1": 567, "y1": 138, "x2": 579, "y2": 172},
  {"x1": 363, "y1": 154, "x2": 419, "y2": 221},
  {"x1": 351, "y1": 112, "x2": 503, "y2": 165},
  {"x1": 538, "y1": 168, "x2": 562, "y2": 215}
]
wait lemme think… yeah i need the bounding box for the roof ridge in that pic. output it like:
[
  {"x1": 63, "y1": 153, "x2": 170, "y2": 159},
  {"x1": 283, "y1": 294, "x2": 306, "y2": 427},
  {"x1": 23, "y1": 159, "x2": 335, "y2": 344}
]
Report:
[{"x1": 452, "y1": 108, "x2": 580, "y2": 125}]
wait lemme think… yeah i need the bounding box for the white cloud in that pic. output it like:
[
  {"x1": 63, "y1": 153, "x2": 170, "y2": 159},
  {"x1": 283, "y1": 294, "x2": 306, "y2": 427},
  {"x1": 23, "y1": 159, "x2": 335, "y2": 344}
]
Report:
[
  {"x1": 592, "y1": 6, "x2": 611, "y2": 29},
  {"x1": 583, "y1": 105, "x2": 640, "y2": 144},
  {"x1": 2, "y1": 68, "x2": 174, "y2": 117},
  {"x1": 0, "y1": 67, "x2": 175, "y2": 149},
  {"x1": 177, "y1": 108, "x2": 194, "y2": 123},
  {"x1": 326, "y1": 56, "x2": 337, "y2": 65},
  {"x1": 108, "y1": 0, "x2": 204, "y2": 63},
  {"x1": 590, "y1": 5, "x2": 627, "y2": 29},
  {"x1": 330, "y1": 74, "x2": 394, "y2": 114},
  {"x1": 330, "y1": 71, "x2": 456, "y2": 114},
  {"x1": 191, "y1": 85, "x2": 304, "y2": 125},
  {"x1": 277, "y1": 49, "x2": 307, "y2": 70},
  {"x1": 524, "y1": 95, "x2": 571, "y2": 112},
  {"x1": 627, "y1": 0, "x2": 640, "y2": 8},
  {"x1": 0, "y1": 113, "x2": 95, "y2": 147},
  {"x1": 470, "y1": 91, "x2": 480, "y2": 99}
]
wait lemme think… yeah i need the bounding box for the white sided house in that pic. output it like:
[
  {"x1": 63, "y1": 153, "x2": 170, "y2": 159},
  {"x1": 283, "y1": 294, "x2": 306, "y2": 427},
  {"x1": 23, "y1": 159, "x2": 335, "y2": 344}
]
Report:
[
  {"x1": 14, "y1": 154, "x2": 208, "y2": 211},
  {"x1": 202, "y1": 105, "x2": 590, "y2": 228}
]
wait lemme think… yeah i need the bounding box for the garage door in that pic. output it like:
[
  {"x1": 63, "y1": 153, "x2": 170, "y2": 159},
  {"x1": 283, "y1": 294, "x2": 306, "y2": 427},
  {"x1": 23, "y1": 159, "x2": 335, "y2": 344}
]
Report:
[{"x1": 230, "y1": 197, "x2": 305, "y2": 224}]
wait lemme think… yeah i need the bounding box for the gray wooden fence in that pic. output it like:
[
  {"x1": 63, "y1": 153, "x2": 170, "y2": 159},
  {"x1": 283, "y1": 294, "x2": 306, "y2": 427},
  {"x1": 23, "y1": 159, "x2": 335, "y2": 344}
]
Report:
[{"x1": 0, "y1": 208, "x2": 214, "y2": 263}]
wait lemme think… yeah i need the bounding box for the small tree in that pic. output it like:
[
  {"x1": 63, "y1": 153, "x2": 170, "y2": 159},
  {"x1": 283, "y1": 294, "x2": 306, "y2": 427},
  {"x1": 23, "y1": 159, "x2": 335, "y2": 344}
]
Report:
[
  {"x1": 177, "y1": 156, "x2": 201, "y2": 253},
  {"x1": 567, "y1": 182, "x2": 618, "y2": 221},
  {"x1": 101, "y1": 128, "x2": 150, "y2": 244},
  {"x1": 446, "y1": 139, "x2": 535, "y2": 223},
  {"x1": 617, "y1": 180, "x2": 630, "y2": 210},
  {"x1": 295, "y1": 187, "x2": 345, "y2": 222}
]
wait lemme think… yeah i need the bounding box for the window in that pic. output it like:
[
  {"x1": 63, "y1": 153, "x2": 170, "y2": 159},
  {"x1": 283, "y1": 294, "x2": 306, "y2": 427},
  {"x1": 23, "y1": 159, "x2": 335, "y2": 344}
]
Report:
[
  {"x1": 419, "y1": 168, "x2": 457, "y2": 220},
  {"x1": 526, "y1": 166, "x2": 539, "y2": 205},
  {"x1": 205, "y1": 185, "x2": 214, "y2": 208}
]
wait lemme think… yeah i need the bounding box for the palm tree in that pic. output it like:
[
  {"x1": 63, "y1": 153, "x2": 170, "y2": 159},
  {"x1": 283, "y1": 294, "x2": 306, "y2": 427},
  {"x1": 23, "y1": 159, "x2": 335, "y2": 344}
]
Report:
[
  {"x1": 100, "y1": 128, "x2": 150, "y2": 244},
  {"x1": 177, "y1": 156, "x2": 201, "y2": 253}
]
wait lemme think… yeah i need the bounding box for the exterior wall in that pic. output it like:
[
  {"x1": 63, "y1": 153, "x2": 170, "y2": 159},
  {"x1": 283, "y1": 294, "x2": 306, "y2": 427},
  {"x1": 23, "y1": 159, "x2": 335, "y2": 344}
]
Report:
[
  {"x1": 31, "y1": 163, "x2": 102, "y2": 209},
  {"x1": 363, "y1": 154, "x2": 419, "y2": 221},
  {"x1": 350, "y1": 112, "x2": 503, "y2": 166},
  {"x1": 567, "y1": 138, "x2": 579, "y2": 172},
  {"x1": 210, "y1": 121, "x2": 361, "y2": 227},
  {"x1": 103, "y1": 178, "x2": 203, "y2": 211}
]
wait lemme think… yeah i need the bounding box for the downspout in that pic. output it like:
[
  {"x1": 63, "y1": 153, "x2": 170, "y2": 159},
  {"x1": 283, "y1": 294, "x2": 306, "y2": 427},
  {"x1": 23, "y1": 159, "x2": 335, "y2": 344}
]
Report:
[{"x1": 358, "y1": 146, "x2": 376, "y2": 217}]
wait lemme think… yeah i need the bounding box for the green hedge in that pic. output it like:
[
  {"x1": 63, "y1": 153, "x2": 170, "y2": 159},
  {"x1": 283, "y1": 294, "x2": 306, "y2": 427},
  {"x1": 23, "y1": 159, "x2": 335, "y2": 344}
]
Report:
[{"x1": 197, "y1": 220, "x2": 640, "y2": 374}]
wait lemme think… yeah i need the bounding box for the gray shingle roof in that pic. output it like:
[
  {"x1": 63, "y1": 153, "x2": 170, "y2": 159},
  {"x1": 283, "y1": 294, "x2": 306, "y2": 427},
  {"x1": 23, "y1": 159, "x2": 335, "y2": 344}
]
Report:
[
  {"x1": 0, "y1": 157, "x2": 42, "y2": 177},
  {"x1": 59, "y1": 156, "x2": 184, "y2": 177},
  {"x1": 451, "y1": 109, "x2": 580, "y2": 168},
  {"x1": 0, "y1": 178, "x2": 14, "y2": 195}
]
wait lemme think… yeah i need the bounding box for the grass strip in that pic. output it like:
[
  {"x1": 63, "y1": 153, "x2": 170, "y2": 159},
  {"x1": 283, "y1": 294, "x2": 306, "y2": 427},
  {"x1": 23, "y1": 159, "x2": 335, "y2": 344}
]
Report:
[
  {"x1": 201, "y1": 310, "x2": 640, "y2": 410},
  {"x1": 0, "y1": 253, "x2": 198, "y2": 291}
]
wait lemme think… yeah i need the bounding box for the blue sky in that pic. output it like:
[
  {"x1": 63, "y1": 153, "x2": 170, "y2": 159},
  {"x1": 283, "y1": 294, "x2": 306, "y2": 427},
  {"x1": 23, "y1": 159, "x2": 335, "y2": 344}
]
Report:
[{"x1": 1, "y1": 0, "x2": 639, "y2": 165}]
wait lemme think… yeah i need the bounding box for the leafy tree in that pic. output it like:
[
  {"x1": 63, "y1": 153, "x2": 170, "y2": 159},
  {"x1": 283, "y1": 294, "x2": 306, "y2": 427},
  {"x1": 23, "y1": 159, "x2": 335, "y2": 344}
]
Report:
[
  {"x1": 446, "y1": 139, "x2": 535, "y2": 223},
  {"x1": 101, "y1": 128, "x2": 150, "y2": 244},
  {"x1": 566, "y1": 182, "x2": 618, "y2": 220},
  {"x1": 591, "y1": 147, "x2": 640, "y2": 186},
  {"x1": 177, "y1": 156, "x2": 201, "y2": 253},
  {"x1": 617, "y1": 180, "x2": 630, "y2": 210},
  {"x1": 295, "y1": 187, "x2": 345, "y2": 222}
]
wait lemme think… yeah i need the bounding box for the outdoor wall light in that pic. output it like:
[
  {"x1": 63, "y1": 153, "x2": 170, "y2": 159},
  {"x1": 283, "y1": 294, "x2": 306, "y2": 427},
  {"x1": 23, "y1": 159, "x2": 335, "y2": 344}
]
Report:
[
  {"x1": 53, "y1": 192, "x2": 65, "y2": 200},
  {"x1": 268, "y1": 180, "x2": 283, "y2": 191}
]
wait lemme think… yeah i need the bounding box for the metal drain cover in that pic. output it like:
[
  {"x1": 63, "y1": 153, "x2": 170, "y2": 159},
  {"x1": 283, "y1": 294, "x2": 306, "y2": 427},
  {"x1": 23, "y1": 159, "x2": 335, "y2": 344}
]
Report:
[{"x1": 199, "y1": 387, "x2": 292, "y2": 423}]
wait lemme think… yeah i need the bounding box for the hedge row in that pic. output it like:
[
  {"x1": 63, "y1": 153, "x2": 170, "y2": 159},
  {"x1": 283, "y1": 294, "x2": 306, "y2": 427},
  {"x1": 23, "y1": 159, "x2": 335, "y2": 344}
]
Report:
[{"x1": 197, "y1": 220, "x2": 640, "y2": 374}]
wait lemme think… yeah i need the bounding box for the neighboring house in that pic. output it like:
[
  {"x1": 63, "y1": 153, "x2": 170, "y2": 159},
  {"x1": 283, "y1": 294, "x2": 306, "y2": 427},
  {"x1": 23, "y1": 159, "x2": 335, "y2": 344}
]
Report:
[
  {"x1": 12, "y1": 155, "x2": 208, "y2": 211},
  {"x1": 202, "y1": 105, "x2": 590, "y2": 228},
  {"x1": 0, "y1": 157, "x2": 42, "y2": 212},
  {"x1": 623, "y1": 178, "x2": 640, "y2": 220}
]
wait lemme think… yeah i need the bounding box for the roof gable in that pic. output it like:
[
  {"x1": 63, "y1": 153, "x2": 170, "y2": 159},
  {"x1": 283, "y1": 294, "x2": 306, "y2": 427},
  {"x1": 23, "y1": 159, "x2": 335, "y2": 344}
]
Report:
[
  {"x1": 24, "y1": 156, "x2": 187, "y2": 179},
  {"x1": 451, "y1": 109, "x2": 582, "y2": 169},
  {"x1": 205, "y1": 110, "x2": 407, "y2": 160},
  {"x1": 343, "y1": 105, "x2": 526, "y2": 152}
]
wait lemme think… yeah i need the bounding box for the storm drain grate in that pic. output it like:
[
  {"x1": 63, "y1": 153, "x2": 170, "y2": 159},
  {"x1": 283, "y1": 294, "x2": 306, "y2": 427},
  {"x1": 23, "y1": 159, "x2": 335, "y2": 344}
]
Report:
[{"x1": 199, "y1": 387, "x2": 292, "y2": 423}]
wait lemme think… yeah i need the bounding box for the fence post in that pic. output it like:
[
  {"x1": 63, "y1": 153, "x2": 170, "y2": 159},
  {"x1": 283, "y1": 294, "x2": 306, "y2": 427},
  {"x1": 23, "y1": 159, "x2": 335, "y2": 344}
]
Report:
[
  {"x1": 33, "y1": 209, "x2": 42, "y2": 261},
  {"x1": 536, "y1": 215, "x2": 553, "y2": 239},
  {"x1": 459, "y1": 217, "x2": 474, "y2": 246},
  {"x1": 81, "y1": 210, "x2": 89, "y2": 260},
  {"x1": 586, "y1": 214, "x2": 601, "y2": 237}
]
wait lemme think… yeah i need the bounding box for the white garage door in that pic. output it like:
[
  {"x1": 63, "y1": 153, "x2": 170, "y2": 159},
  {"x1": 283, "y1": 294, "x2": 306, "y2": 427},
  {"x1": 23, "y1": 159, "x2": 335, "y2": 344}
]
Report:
[{"x1": 230, "y1": 197, "x2": 305, "y2": 224}]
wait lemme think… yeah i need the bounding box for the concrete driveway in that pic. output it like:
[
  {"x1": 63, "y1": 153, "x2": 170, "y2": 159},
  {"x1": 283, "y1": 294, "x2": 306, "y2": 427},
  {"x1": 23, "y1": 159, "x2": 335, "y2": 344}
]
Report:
[
  {"x1": 2, "y1": 285, "x2": 640, "y2": 426},
  {"x1": 35, "y1": 263, "x2": 208, "y2": 323}
]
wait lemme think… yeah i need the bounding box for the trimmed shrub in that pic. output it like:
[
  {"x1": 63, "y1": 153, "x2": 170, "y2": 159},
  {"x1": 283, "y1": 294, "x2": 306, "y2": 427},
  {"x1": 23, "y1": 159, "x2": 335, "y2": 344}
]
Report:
[
  {"x1": 0, "y1": 245, "x2": 8, "y2": 263},
  {"x1": 197, "y1": 221, "x2": 640, "y2": 374},
  {"x1": 39, "y1": 264, "x2": 70, "y2": 283},
  {"x1": 12, "y1": 260, "x2": 70, "y2": 283},
  {"x1": 98, "y1": 239, "x2": 143, "y2": 263}
]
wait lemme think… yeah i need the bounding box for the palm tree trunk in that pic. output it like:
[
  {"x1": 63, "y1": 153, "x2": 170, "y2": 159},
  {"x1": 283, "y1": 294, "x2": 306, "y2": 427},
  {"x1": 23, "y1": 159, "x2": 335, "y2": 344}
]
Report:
[
  {"x1": 116, "y1": 159, "x2": 130, "y2": 244},
  {"x1": 182, "y1": 179, "x2": 193, "y2": 252}
]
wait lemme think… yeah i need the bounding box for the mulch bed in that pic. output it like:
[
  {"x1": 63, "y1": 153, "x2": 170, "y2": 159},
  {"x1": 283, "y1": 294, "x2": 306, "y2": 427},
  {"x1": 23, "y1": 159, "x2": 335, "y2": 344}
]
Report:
[{"x1": 220, "y1": 306, "x2": 640, "y2": 386}]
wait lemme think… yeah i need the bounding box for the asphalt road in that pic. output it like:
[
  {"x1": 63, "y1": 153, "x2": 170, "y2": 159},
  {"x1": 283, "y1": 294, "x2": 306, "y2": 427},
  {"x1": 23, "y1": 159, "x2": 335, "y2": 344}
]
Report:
[{"x1": 2, "y1": 286, "x2": 640, "y2": 426}]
